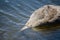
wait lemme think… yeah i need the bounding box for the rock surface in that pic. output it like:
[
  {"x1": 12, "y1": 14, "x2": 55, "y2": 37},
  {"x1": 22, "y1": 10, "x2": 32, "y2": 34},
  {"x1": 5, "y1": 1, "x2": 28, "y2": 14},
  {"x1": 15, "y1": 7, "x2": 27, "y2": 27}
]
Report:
[{"x1": 21, "y1": 5, "x2": 60, "y2": 31}]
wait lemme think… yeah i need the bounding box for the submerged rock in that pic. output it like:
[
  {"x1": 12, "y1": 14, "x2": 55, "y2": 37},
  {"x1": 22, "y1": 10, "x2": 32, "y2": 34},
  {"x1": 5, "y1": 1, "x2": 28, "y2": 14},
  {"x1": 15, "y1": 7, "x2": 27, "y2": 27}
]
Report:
[{"x1": 21, "y1": 5, "x2": 60, "y2": 31}]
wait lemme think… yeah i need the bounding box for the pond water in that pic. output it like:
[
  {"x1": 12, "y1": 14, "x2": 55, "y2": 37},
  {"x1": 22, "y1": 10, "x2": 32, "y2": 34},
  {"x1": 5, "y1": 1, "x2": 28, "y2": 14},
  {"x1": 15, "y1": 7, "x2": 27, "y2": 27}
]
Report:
[{"x1": 0, "y1": 0, "x2": 60, "y2": 40}]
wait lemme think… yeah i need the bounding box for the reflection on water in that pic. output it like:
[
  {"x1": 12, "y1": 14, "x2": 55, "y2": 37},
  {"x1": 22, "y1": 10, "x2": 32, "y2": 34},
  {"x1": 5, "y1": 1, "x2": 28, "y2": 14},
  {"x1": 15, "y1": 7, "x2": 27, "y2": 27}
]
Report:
[{"x1": 0, "y1": 0, "x2": 60, "y2": 40}]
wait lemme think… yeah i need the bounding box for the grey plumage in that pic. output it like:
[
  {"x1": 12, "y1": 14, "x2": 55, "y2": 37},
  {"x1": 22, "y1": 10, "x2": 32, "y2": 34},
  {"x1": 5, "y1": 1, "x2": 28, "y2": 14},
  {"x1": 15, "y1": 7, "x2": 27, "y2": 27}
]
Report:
[{"x1": 21, "y1": 5, "x2": 60, "y2": 31}]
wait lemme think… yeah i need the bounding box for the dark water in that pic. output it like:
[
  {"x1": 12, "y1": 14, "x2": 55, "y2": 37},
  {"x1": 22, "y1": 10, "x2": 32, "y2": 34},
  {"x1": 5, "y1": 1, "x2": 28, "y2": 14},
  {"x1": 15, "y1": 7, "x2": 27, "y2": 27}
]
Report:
[{"x1": 0, "y1": 0, "x2": 60, "y2": 40}]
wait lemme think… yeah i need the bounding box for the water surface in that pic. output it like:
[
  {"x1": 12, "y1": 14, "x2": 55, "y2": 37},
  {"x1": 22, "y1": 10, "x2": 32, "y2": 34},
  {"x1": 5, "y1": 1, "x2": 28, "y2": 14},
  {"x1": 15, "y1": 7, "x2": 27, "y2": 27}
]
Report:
[{"x1": 0, "y1": 0, "x2": 60, "y2": 40}]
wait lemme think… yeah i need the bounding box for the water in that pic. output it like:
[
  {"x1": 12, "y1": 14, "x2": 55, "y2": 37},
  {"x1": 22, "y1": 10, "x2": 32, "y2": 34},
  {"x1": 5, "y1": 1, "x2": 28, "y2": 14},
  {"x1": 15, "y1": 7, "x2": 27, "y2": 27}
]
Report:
[{"x1": 0, "y1": 0, "x2": 60, "y2": 40}]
